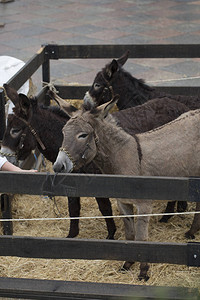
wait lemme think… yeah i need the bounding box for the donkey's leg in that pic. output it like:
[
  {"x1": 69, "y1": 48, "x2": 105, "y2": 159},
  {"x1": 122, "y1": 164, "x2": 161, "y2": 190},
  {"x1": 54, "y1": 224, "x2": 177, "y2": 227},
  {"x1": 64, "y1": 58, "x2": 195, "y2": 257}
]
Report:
[
  {"x1": 185, "y1": 202, "x2": 200, "y2": 239},
  {"x1": 117, "y1": 200, "x2": 135, "y2": 271},
  {"x1": 95, "y1": 197, "x2": 116, "y2": 239},
  {"x1": 160, "y1": 200, "x2": 188, "y2": 223},
  {"x1": 117, "y1": 200, "x2": 135, "y2": 240},
  {"x1": 135, "y1": 202, "x2": 152, "y2": 281},
  {"x1": 67, "y1": 197, "x2": 81, "y2": 238},
  {"x1": 159, "y1": 201, "x2": 176, "y2": 223},
  {"x1": 177, "y1": 201, "x2": 188, "y2": 212}
]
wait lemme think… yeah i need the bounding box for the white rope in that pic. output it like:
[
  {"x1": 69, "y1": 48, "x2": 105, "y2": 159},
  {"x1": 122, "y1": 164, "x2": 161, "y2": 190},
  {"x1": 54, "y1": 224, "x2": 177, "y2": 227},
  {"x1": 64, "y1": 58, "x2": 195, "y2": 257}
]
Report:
[
  {"x1": 42, "y1": 81, "x2": 59, "y2": 93},
  {"x1": 0, "y1": 85, "x2": 10, "y2": 102},
  {"x1": 1, "y1": 210, "x2": 200, "y2": 222},
  {"x1": 148, "y1": 75, "x2": 200, "y2": 84}
]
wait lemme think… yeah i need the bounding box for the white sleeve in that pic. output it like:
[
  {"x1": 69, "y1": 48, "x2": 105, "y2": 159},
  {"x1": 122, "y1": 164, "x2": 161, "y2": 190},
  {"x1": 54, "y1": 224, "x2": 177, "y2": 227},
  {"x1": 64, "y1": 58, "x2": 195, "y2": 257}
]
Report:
[{"x1": 0, "y1": 156, "x2": 8, "y2": 169}]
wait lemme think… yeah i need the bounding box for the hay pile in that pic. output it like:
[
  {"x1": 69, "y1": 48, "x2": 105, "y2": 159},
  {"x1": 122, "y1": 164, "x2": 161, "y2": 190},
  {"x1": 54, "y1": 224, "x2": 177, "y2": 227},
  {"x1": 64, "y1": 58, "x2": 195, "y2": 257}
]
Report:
[{"x1": 0, "y1": 98, "x2": 199, "y2": 292}]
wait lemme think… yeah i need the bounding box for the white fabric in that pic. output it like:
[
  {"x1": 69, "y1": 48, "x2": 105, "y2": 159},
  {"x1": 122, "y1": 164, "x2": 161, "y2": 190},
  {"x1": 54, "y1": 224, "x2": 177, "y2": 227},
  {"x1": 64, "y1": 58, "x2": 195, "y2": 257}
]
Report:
[
  {"x1": 0, "y1": 156, "x2": 7, "y2": 169},
  {"x1": 0, "y1": 56, "x2": 30, "y2": 166},
  {"x1": 0, "y1": 56, "x2": 29, "y2": 115}
]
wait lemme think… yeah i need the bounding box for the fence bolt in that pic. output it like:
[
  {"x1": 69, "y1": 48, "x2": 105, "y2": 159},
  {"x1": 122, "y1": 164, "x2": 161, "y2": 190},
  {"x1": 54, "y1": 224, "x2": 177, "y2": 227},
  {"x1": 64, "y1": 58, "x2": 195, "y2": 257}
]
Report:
[{"x1": 187, "y1": 242, "x2": 200, "y2": 267}]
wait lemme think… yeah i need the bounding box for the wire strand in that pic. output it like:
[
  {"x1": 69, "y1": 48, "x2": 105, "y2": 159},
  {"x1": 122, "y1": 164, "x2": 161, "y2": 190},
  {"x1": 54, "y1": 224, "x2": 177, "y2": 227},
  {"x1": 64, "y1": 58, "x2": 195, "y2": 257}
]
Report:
[
  {"x1": 148, "y1": 75, "x2": 200, "y2": 84},
  {"x1": 1, "y1": 210, "x2": 199, "y2": 222}
]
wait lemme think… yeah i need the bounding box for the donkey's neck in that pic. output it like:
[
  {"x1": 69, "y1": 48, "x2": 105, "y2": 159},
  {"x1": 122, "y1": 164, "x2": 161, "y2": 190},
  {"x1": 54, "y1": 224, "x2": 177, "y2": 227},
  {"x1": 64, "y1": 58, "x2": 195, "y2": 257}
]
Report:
[
  {"x1": 30, "y1": 106, "x2": 66, "y2": 162},
  {"x1": 93, "y1": 115, "x2": 140, "y2": 175},
  {"x1": 112, "y1": 70, "x2": 163, "y2": 109}
]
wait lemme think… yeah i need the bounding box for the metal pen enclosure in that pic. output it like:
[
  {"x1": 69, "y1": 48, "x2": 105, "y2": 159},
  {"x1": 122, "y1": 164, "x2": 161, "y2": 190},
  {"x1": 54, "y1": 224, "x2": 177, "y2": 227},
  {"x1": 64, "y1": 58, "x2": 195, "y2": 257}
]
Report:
[{"x1": 0, "y1": 44, "x2": 200, "y2": 299}]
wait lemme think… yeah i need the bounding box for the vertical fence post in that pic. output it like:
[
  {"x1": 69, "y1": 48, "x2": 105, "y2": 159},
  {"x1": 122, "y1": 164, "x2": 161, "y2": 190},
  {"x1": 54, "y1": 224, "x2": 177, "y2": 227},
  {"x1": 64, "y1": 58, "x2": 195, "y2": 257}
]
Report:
[
  {"x1": 42, "y1": 45, "x2": 50, "y2": 106},
  {"x1": 0, "y1": 88, "x2": 6, "y2": 140},
  {"x1": 0, "y1": 194, "x2": 13, "y2": 235},
  {"x1": 0, "y1": 88, "x2": 13, "y2": 235}
]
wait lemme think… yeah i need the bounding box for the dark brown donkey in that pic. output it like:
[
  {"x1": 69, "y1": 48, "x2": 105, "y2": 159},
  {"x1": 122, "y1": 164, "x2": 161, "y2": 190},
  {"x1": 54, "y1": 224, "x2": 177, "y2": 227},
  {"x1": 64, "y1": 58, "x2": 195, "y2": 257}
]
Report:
[
  {"x1": 83, "y1": 51, "x2": 200, "y2": 228},
  {"x1": 53, "y1": 96, "x2": 200, "y2": 280},
  {"x1": 1, "y1": 84, "x2": 116, "y2": 239},
  {"x1": 84, "y1": 50, "x2": 200, "y2": 110}
]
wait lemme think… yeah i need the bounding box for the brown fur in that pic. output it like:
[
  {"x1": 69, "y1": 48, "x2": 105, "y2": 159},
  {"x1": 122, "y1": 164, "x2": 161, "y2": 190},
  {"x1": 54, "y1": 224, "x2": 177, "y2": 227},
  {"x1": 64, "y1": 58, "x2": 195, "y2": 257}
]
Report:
[{"x1": 53, "y1": 98, "x2": 200, "y2": 280}]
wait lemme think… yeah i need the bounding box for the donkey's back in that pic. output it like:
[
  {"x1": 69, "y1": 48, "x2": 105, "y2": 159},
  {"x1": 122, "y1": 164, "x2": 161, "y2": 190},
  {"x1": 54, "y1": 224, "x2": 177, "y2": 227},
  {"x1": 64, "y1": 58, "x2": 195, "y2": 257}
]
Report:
[
  {"x1": 139, "y1": 109, "x2": 200, "y2": 177},
  {"x1": 113, "y1": 97, "x2": 189, "y2": 136}
]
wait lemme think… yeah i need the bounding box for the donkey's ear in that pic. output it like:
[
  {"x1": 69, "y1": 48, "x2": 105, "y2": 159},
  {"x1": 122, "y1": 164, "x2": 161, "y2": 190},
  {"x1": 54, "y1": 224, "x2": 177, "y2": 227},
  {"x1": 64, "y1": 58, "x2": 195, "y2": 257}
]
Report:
[
  {"x1": 48, "y1": 89, "x2": 77, "y2": 117},
  {"x1": 3, "y1": 84, "x2": 19, "y2": 106},
  {"x1": 18, "y1": 93, "x2": 30, "y2": 116},
  {"x1": 106, "y1": 59, "x2": 119, "y2": 78},
  {"x1": 116, "y1": 50, "x2": 130, "y2": 66},
  {"x1": 95, "y1": 94, "x2": 120, "y2": 119}
]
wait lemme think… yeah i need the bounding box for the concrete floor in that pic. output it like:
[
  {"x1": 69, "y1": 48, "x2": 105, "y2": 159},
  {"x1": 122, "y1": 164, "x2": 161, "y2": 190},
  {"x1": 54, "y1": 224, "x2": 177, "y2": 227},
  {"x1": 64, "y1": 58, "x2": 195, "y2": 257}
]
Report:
[{"x1": 1, "y1": 0, "x2": 200, "y2": 92}]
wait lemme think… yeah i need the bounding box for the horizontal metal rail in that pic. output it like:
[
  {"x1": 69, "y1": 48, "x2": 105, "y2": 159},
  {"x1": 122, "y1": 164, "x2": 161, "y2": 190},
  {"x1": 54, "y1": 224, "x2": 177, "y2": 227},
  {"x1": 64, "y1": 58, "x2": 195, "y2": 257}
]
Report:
[
  {"x1": 0, "y1": 172, "x2": 200, "y2": 202},
  {"x1": 44, "y1": 44, "x2": 200, "y2": 59},
  {"x1": 50, "y1": 84, "x2": 200, "y2": 100},
  {"x1": 0, "y1": 236, "x2": 199, "y2": 267},
  {"x1": 0, "y1": 276, "x2": 199, "y2": 300}
]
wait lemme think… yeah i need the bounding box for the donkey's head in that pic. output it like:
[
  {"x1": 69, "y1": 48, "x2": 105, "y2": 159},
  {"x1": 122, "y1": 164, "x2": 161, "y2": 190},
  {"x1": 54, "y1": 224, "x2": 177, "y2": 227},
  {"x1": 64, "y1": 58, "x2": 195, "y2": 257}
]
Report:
[
  {"x1": 83, "y1": 51, "x2": 129, "y2": 109},
  {"x1": 1, "y1": 85, "x2": 38, "y2": 164},
  {"x1": 53, "y1": 95, "x2": 119, "y2": 173}
]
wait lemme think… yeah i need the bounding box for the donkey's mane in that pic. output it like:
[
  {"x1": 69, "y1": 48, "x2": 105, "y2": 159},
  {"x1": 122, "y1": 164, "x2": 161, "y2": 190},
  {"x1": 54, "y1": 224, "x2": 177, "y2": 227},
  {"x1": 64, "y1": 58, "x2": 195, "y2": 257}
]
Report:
[
  {"x1": 88, "y1": 108, "x2": 126, "y2": 137},
  {"x1": 102, "y1": 62, "x2": 154, "y2": 93},
  {"x1": 141, "y1": 108, "x2": 200, "y2": 135},
  {"x1": 98, "y1": 113, "x2": 133, "y2": 146},
  {"x1": 90, "y1": 108, "x2": 138, "y2": 143},
  {"x1": 119, "y1": 66, "x2": 153, "y2": 92}
]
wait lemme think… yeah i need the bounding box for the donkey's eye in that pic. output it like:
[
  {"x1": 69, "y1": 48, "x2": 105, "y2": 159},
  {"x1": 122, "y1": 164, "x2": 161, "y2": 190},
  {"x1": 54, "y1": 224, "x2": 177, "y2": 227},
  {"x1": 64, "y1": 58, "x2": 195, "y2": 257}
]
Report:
[
  {"x1": 94, "y1": 83, "x2": 101, "y2": 90},
  {"x1": 10, "y1": 127, "x2": 22, "y2": 137},
  {"x1": 78, "y1": 133, "x2": 88, "y2": 139}
]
